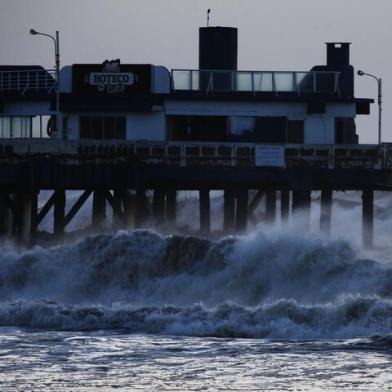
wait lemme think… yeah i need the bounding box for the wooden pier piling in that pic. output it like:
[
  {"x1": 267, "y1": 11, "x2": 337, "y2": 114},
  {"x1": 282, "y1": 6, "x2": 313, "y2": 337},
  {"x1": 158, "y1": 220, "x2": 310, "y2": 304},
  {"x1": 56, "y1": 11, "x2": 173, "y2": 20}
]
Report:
[
  {"x1": 199, "y1": 189, "x2": 211, "y2": 234},
  {"x1": 223, "y1": 189, "x2": 235, "y2": 233},
  {"x1": 320, "y1": 189, "x2": 333, "y2": 236},
  {"x1": 281, "y1": 190, "x2": 290, "y2": 223},
  {"x1": 362, "y1": 189, "x2": 374, "y2": 248},
  {"x1": 265, "y1": 190, "x2": 276, "y2": 224},
  {"x1": 236, "y1": 189, "x2": 248, "y2": 233}
]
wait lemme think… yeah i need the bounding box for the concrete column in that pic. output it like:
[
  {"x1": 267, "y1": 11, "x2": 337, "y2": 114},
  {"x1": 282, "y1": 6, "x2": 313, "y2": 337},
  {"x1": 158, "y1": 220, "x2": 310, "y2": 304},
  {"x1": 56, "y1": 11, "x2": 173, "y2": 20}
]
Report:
[
  {"x1": 113, "y1": 189, "x2": 124, "y2": 228},
  {"x1": 292, "y1": 190, "x2": 311, "y2": 231},
  {"x1": 54, "y1": 189, "x2": 66, "y2": 236},
  {"x1": 362, "y1": 189, "x2": 374, "y2": 248},
  {"x1": 281, "y1": 190, "x2": 290, "y2": 223},
  {"x1": 124, "y1": 192, "x2": 136, "y2": 228},
  {"x1": 30, "y1": 192, "x2": 38, "y2": 240},
  {"x1": 199, "y1": 189, "x2": 211, "y2": 235},
  {"x1": 320, "y1": 189, "x2": 333, "y2": 236},
  {"x1": 166, "y1": 190, "x2": 177, "y2": 225},
  {"x1": 92, "y1": 189, "x2": 106, "y2": 228},
  {"x1": 20, "y1": 194, "x2": 32, "y2": 245},
  {"x1": 236, "y1": 189, "x2": 248, "y2": 233},
  {"x1": 265, "y1": 190, "x2": 276, "y2": 224},
  {"x1": 152, "y1": 190, "x2": 165, "y2": 226},
  {"x1": 223, "y1": 189, "x2": 235, "y2": 233},
  {"x1": 134, "y1": 188, "x2": 147, "y2": 228},
  {"x1": 0, "y1": 192, "x2": 10, "y2": 236}
]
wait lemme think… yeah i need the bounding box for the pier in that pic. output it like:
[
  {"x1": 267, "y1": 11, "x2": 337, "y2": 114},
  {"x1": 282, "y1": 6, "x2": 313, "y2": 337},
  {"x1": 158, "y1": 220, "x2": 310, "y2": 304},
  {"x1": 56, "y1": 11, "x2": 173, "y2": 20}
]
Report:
[{"x1": 0, "y1": 139, "x2": 389, "y2": 246}]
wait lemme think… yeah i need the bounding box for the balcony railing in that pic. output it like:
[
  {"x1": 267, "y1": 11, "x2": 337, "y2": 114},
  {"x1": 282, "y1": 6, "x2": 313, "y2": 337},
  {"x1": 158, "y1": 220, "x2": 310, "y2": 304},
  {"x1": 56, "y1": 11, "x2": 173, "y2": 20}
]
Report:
[
  {"x1": 171, "y1": 69, "x2": 341, "y2": 95},
  {"x1": 0, "y1": 69, "x2": 56, "y2": 95}
]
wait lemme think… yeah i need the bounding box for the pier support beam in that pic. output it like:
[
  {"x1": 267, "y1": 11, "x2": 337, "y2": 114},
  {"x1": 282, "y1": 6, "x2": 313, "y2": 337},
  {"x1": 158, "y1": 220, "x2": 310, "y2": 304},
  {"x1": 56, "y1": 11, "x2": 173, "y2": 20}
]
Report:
[
  {"x1": 21, "y1": 194, "x2": 32, "y2": 245},
  {"x1": 236, "y1": 189, "x2": 248, "y2": 233},
  {"x1": 320, "y1": 189, "x2": 333, "y2": 236},
  {"x1": 152, "y1": 190, "x2": 165, "y2": 227},
  {"x1": 265, "y1": 190, "x2": 276, "y2": 225},
  {"x1": 54, "y1": 189, "x2": 66, "y2": 236},
  {"x1": 166, "y1": 190, "x2": 177, "y2": 225},
  {"x1": 281, "y1": 190, "x2": 290, "y2": 223},
  {"x1": 112, "y1": 189, "x2": 125, "y2": 228},
  {"x1": 124, "y1": 192, "x2": 136, "y2": 228},
  {"x1": 0, "y1": 192, "x2": 11, "y2": 236},
  {"x1": 31, "y1": 192, "x2": 38, "y2": 240},
  {"x1": 292, "y1": 190, "x2": 311, "y2": 230},
  {"x1": 92, "y1": 189, "x2": 106, "y2": 229},
  {"x1": 362, "y1": 189, "x2": 374, "y2": 248},
  {"x1": 135, "y1": 188, "x2": 147, "y2": 228},
  {"x1": 223, "y1": 189, "x2": 235, "y2": 233},
  {"x1": 199, "y1": 189, "x2": 211, "y2": 235}
]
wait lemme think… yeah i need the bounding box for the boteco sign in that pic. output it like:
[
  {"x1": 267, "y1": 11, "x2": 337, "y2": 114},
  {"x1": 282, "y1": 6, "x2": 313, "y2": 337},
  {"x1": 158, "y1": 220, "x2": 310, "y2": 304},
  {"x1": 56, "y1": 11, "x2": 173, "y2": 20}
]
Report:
[{"x1": 72, "y1": 60, "x2": 152, "y2": 95}]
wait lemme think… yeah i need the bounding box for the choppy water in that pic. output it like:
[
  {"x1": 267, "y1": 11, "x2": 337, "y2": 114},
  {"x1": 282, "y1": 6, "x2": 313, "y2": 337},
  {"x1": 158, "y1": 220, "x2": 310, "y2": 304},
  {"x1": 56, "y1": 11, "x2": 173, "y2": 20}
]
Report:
[
  {"x1": 1, "y1": 329, "x2": 392, "y2": 391},
  {"x1": 2, "y1": 192, "x2": 392, "y2": 390}
]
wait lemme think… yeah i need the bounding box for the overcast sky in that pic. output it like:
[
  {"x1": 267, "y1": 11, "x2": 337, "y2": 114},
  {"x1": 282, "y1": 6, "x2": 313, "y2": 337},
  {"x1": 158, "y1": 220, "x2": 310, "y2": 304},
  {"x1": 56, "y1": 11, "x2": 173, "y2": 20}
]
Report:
[{"x1": 1, "y1": 0, "x2": 391, "y2": 143}]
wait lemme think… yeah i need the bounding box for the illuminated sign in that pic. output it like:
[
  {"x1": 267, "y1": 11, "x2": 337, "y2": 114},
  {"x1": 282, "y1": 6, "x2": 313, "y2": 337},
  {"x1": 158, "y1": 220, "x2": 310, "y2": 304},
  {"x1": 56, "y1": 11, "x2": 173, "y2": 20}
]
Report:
[{"x1": 72, "y1": 60, "x2": 151, "y2": 95}]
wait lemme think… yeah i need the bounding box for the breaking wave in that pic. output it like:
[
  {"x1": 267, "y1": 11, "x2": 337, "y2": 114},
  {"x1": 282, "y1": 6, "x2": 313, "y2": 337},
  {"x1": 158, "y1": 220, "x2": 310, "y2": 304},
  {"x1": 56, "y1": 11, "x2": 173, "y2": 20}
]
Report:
[{"x1": 1, "y1": 229, "x2": 392, "y2": 339}]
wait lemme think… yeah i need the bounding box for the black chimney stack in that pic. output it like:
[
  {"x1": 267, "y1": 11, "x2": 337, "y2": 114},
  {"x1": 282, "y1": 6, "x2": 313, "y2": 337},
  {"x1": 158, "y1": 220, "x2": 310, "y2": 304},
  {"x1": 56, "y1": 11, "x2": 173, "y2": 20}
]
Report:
[
  {"x1": 326, "y1": 42, "x2": 351, "y2": 67},
  {"x1": 199, "y1": 27, "x2": 238, "y2": 71},
  {"x1": 325, "y1": 42, "x2": 354, "y2": 97}
]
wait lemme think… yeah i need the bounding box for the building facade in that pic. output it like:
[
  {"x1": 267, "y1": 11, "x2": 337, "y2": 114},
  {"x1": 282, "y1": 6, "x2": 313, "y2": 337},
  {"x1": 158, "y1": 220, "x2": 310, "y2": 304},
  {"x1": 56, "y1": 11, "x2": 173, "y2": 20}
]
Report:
[{"x1": 0, "y1": 27, "x2": 373, "y2": 144}]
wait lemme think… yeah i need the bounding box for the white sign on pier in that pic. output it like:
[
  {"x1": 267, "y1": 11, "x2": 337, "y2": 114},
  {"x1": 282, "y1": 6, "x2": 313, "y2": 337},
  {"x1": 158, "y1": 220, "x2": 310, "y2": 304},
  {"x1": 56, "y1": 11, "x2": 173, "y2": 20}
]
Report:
[{"x1": 255, "y1": 145, "x2": 286, "y2": 167}]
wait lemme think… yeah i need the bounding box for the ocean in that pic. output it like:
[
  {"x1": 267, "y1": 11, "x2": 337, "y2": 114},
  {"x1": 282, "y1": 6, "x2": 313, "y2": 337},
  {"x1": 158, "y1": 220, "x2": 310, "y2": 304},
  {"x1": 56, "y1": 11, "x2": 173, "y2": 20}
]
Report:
[{"x1": 1, "y1": 191, "x2": 392, "y2": 391}]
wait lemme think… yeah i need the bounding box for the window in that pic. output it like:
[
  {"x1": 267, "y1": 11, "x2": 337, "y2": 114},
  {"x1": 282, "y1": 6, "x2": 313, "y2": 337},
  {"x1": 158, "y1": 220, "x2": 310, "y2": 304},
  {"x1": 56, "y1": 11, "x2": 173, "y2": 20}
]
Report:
[
  {"x1": 254, "y1": 117, "x2": 287, "y2": 143},
  {"x1": 287, "y1": 121, "x2": 304, "y2": 143},
  {"x1": 228, "y1": 117, "x2": 255, "y2": 142},
  {"x1": 168, "y1": 115, "x2": 227, "y2": 142},
  {"x1": 79, "y1": 116, "x2": 126, "y2": 139},
  {"x1": 62, "y1": 117, "x2": 68, "y2": 139},
  {"x1": 0, "y1": 116, "x2": 32, "y2": 138},
  {"x1": 167, "y1": 115, "x2": 302, "y2": 144},
  {"x1": 335, "y1": 118, "x2": 357, "y2": 144}
]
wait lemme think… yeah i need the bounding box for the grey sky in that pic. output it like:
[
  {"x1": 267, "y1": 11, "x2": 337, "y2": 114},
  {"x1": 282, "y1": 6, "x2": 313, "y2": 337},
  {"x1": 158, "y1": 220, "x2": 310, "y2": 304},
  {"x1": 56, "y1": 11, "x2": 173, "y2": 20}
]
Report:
[{"x1": 1, "y1": 0, "x2": 391, "y2": 143}]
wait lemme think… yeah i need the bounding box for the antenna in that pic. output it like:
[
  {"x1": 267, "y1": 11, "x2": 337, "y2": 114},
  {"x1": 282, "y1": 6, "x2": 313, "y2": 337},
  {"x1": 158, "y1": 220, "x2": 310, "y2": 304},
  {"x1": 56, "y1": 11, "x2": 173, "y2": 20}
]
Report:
[{"x1": 207, "y1": 9, "x2": 211, "y2": 27}]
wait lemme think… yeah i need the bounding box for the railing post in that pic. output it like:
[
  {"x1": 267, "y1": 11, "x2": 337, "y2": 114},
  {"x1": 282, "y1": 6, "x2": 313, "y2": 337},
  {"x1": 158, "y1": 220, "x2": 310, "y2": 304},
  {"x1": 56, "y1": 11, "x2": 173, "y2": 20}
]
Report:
[
  {"x1": 272, "y1": 72, "x2": 277, "y2": 95},
  {"x1": 294, "y1": 72, "x2": 299, "y2": 95}
]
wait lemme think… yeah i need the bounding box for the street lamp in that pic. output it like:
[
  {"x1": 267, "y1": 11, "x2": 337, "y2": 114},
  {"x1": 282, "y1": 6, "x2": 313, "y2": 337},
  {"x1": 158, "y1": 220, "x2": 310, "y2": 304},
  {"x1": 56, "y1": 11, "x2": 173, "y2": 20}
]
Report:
[
  {"x1": 30, "y1": 29, "x2": 60, "y2": 136},
  {"x1": 357, "y1": 70, "x2": 382, "y2": 144}
]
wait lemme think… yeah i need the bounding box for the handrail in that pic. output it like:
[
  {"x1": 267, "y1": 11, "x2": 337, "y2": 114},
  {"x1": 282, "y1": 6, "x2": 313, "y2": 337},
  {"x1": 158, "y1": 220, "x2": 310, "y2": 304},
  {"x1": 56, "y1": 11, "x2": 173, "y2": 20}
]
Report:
[
  {"x1": 0, "y1": 140, "x2": 385, "y2": 170},
  {"x1": 0, "y1": 69, "x2": 56, "y2": 95},
  {"x1": 171, "y1": 69, "x2": 341, "y2": 95}
]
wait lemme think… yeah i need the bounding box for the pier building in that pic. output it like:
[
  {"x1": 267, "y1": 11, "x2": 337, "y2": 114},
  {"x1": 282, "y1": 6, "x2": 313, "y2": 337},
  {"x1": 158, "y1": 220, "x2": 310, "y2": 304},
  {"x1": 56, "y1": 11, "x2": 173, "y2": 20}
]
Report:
[{"x1": 0, "y1": 26, "x2": 386, "y2": 247}]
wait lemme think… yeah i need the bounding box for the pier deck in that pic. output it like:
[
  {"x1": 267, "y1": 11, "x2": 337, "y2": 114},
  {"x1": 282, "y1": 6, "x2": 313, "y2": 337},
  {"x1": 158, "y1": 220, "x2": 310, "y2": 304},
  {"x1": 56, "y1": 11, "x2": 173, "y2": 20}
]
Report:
[{"x1": 0, "y1": 139, "x2": 390, "y2": 246}]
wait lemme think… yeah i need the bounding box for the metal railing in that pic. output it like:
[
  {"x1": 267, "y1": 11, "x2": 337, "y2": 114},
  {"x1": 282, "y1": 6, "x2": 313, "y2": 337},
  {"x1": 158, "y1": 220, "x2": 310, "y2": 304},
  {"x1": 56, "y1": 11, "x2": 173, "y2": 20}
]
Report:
[
  {"x1": 0, "y1": 69, "x2": 56, "y2": 95},
  {"x1": 0, "y1": 139, "x2": 386, "y2": 170},
  {"x1": 171, "y1": 69, "x2": 341, "y2": 95}
]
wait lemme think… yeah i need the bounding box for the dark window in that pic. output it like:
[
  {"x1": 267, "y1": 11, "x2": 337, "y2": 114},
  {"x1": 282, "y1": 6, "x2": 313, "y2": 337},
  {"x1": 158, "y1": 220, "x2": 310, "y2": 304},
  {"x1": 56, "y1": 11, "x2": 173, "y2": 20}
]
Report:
[
  {"x1": 254, "y1": 117, "x2": 287, "y2": 143},
  {"x1": 115, "y1": 117, "x2": 126, "y2": 139},
  {"x1": 335, "y1": 118, "x2": 357, "y2": 144},
  {"x1": 167, "y1": 115, "x2": 227, "y2": 142},
  {"x1": 80, "y1": 116, "x2": 126, "y2": 139},
  {"x1": 103, "y1": 117, "x2": 115, "y2": 139},
  {"x1": 287, "y1": 121, "x2": 304, "y2": 143},
  {"x1": 168, "y1": 116, "x2": 189, "y2": 140},
  {"x1": 228, "y1": 117, "x2": 255, "y2": 142},
  {"x1": 80, "y1": 117, "x2": 92, "y2": 139},
  {"x1": 62, "y1": 117, "x2": 68, "y2": 139}
]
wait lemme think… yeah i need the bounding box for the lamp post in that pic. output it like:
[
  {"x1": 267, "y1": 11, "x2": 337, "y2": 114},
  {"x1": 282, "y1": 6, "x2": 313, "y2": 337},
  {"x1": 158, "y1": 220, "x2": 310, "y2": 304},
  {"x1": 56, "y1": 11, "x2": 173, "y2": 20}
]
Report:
[
  {"x1": 357, "y1": 70, "x2": 382, "y2": 144},
  {"x1": 30, "y1": 29, "x2": 60, "y2": 136}
]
